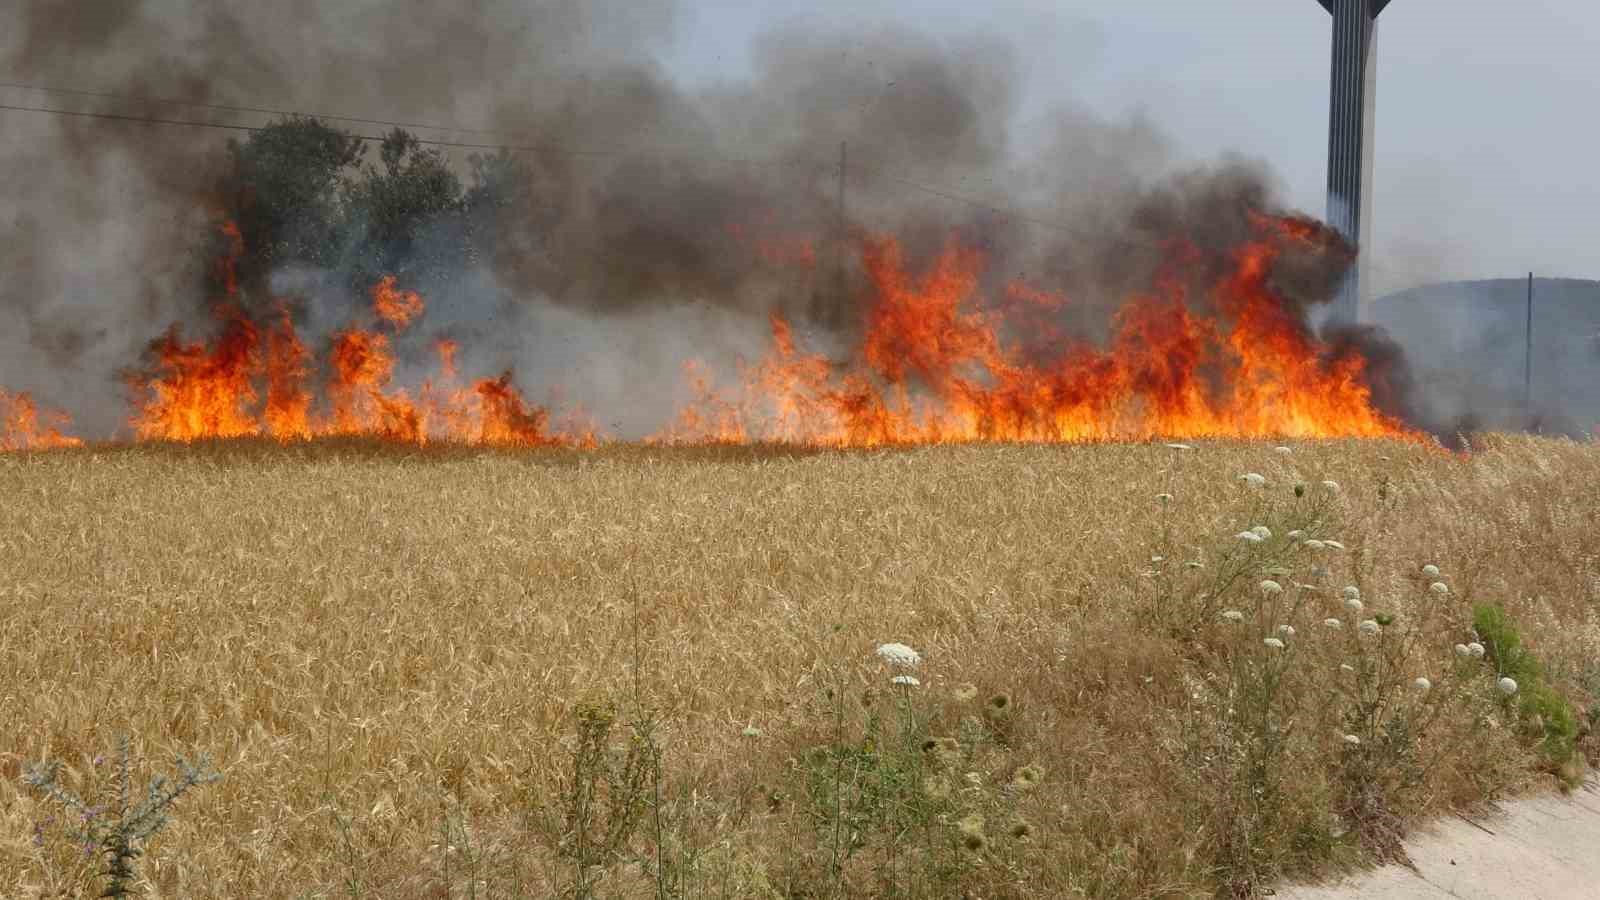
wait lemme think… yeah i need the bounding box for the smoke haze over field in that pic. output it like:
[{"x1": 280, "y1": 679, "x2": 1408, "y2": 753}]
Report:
[{"x1": 1, "y1": 1, "x2": 1594, "y2": 439}]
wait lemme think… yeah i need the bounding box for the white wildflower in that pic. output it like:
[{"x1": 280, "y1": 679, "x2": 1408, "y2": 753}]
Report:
[
  {"x1": 1454, "y1": 643, "x2": 1472, "y2": 658},
  {"x1": 1344, "y1": 597, "x2": 1364, "y2": 613},
  {"x1": 1274, "y1": 446, "x2": 1293, "y2": 455},
  {"x1": 1236, "y1": 531, "x2": 1265, "y2": 544},
  {"x1": 1429, "y1": 582, "x2": 1449, "y2": 595},
  {"x1": 1259, "y1": 579, "x2": 1283, "y2": 595},
  {"x1": 1321, "y1": 480, "x2": 1341, "y2": 493},
  {"x1": 1263, "y1": 637, "x2": 1286, "y2": 650},
  {"x1": 1277, "y1": 624, "x2": 1297, "y2": 638},
  {"x1": 1323, "y1": 540, "x2": 1346, "y2": 550},
  {"x1": 1342, "y1": 734, "x2": 1361, "y2": 745},
  {"x1": 1287, "y1": 529, "x2": 1305, "y2": 540},
  {"x1": 1304, "y1": 539, "x2": 1326, "y2": 550},
  {"x1": 1239, "y1": 472, "x2": 1267, "y2": 487},
  {"x1": 1468, "y1": 642, "x2": 1486, "y2": 659},
  {"x1": 1250, "y1": 525, "x2": 1273, "y2": 540},
  {"x1": 876, "y1": 643, "x2": 922, "y2": 668},
  {"x1": 1413, "y1": 677, "x2": 1432, "y2": 692},
  {"x1": 1165, "y1": 442, "x2": 1194, "y2": 450},
  {"x1": 1358, "y1": 619, "x2": 1381, "y2": 636},
  {"x1": 1497, "y1": 677, "x2": 1519, "y2": 696},
  {"x1": 891, "y1": 674, "x2": 921, "y2": 687},
  {"x1": 1220, "y1": 610, "x2": 1246, "y2": 623},
  {"x1": 1343, "y1": 585, "x2": 1361, "y2": 600},
  {"x1": 1324, "y1": 618, "x2": 1343, "y2": 629},
  {"x1": 1422, "y1": 564, "x2": 1441, "y2": 578}
]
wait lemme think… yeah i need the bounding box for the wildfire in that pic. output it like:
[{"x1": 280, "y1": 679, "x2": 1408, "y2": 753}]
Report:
[
  {"x1": 0, "y1": 390, "x2": 83, "y2": 451},
  {"x1": 4, "y1": 214, "x2": 1414, "y2": 452},
  {"x1": 658, "y1": 218, "x2": 1409, "y2": 445}
]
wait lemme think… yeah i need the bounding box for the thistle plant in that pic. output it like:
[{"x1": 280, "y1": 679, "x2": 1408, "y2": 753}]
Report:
[{"x1": 22, "y1": 735, "x2": 222, "y2": 897}]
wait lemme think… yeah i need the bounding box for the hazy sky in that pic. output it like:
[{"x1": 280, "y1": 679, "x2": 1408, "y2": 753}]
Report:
[{"x1": 663, "y1": 0, "x2": 1598, "y2": 295}]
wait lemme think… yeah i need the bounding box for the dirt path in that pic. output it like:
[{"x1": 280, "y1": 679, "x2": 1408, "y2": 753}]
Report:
[{"x1": 1280, "y1": 780, "x2": 1600, "y2": 899}]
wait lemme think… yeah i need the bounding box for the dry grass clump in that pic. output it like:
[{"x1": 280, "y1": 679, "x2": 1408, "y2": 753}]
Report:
[{"x1": 1, "y1": 434, "x2": 1596, "y2": 897}]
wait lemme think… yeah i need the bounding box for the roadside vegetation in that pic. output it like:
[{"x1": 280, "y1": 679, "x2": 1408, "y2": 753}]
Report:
[{"x1": 3, "y1": 434, "x2": 1596, "y2": 897}]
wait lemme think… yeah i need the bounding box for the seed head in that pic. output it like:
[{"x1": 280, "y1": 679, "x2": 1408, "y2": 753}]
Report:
[
  {"x1": 1236, "y1": 531, "x2": 1265, "y2": 544},
  {"x1": 1344, "y1": 597, "x2": 1364, "y2": 613},
  {"x1": 1497, "y1": 677, "x2": 1519, "y2": 695},
  {"x1": 1324, "y1": 618, "x2": 1343, "y2": 629},
  {"x1": 1413, "y1": 677, "x2": 1432, "y2": 692},
  {"x1": 1263, "y1": 637, "x2": 1286, "y2": 650},
  {"x1": 1304, "y1": 539, "x2": 1326, "y2": 550},
  {"x1": 1220, "y1": 610, "x2": 1245, "y2": 623},
  {"x1": 922, "y1": 775, "x2": 952, "y2": 800},
  {"x1": 1422, "y1": 564, "x2": 1441, "y2": 577},
  {"x1": 1009, "y1": 817, "x2": 1034, "y2": 840},
  {"x1": 1454, "y1": 643, "x2": 1472, "y2": 658},
  {"x1": 1343, "y1": 586, "x2": 1361, "y2": 600},
  {"x1": 1342, "y1": 734, "x2": 1361, "y2": 746},
  {"x1": 891, "y1": 675, "x2": 921, "y2": 687},
  {"x1": 1259, "y1": 579, "x2": 1283, "y2": 595},
  {"x1": 1468, "y1": 642, "x2": 1486, "y2": 659},
  {"x1": 1250, "y1": 525, "x2": 1272, "y2": 540},
  {"x1": 1429, "y1": 582, "x2": 1449, "y2": 595},
  {"x1": 1277, "y1": 624, "x2": 1296, "y2": 638},
  {"x1": 1358, "y1": 619, "x2": 1381, "y2": 636},
  {"x1": 1274, "y1": 446, "x2": 1293, "y2": 455},
  {"x1": 1239, "y1": 472, "x2": 1267, "y2": 487},
  {"x1": 1012, "y1": 763, "x2": 1046, "y2": 791}
]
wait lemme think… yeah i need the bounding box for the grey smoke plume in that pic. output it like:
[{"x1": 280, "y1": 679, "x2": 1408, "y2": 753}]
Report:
[{"x1": 2, "y1": 0, "x2": 1423, "y2": 439}]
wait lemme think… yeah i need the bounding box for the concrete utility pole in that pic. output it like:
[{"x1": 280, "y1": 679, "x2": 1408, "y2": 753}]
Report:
[{"x1": 1314, "y1": 0, "x2": 1395, "y2": 325}]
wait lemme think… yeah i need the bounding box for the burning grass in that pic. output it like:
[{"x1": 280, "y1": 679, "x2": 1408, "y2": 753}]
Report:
[{"x1": 2, "y1": 435, "x2": 1597, "y2": 897}]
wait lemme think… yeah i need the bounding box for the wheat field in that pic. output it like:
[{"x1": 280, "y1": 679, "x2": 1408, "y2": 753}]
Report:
[{"x1": 2, "y1": 436, "x2": 1597, "y2": 898}]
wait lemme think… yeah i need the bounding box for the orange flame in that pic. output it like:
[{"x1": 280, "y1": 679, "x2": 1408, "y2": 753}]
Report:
[
  {"x1": 372, "y1": 275, "x2": 425, "y2": 328},
  {"x1": 0, "y1": 390, "x2": 83, "y2": 450},
  {"x1": 660, "y1": 222, "x2": 1409, "y2": 445}
]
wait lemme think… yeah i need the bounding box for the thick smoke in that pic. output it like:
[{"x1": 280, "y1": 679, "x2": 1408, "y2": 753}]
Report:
[{"x1": 2, "y1": 0, "x2": 1424, "y2": 439}]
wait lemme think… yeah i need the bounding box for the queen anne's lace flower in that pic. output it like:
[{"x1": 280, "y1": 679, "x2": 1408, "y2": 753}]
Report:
[
  {"x1": 1413, "y1": 677, "x2": 1432, "y2": 692},
  {"x1": 1287, "y1": 530, "x2": 1305, "y2": 540},
  {"x1": 1498, "y1": 677, "x2": 1519, "y2": 695},
  {"x1": 1429, "y1": 582, "x2": 1450, "y2": 595},
  {"x1": 1323, "y1": 540, "x2": 1346, "y2": 550},
  {"x1": 1468, "y1": 642, "x2": 1486, "y2": 659},
  {"x1": 1454, "y1": 643, "x2": 1472, "y2": 658},
  {"x1": 1304, "y1": 539, "x2": 1326, "y2": 550},
  {"x1": 1358, "y1": 619, "x2": 1381, "y2": 636},
  {"x1": 1342, "y1": 734, "x2": 1361, "y2": 745},
  {"x1": 1274, "y1": 446, "x2": 1293, "y2": 455},
  {"x1": 876, "y1": 643, "x2": 922, "y2": 668},
  {"x1": 1239, "y1": 472, "x2": 1267, "y2": 487},
  {"x1": 1344, "y1": 597, "x2": 1364, "y2": 613},
  {"x1": 1259, "y1": 579, "x2": 1283, "y2": 595},
  {"x1": 1322, "y1": 480, "x2": 1341, "y2": 493},
  {"x1": 1277, "y1": 624, "x2": 1297, "y2": 638},
  {"x1": 1324, "y1": 618, "x2": 1343, "y2": 629},
  {"x1": 1250, "y1": 525, "x2": 1272, "y2": 540},
  {"x1": 1263, "y1": 637, "x2": 1285, "y2": 650},
  {"x1": 1220, "y1": 610, "x2": 1245, "y2": 623},
  {"x1": 1422, "y1": 564, "x2": 1441, "y2": 578},
  {"x1": 1343, "y1": 586, "x2": 1361, "y2": 600},
  {"x1": 892, "y1": 674, "x2": 921, "y2": 687},
  {"x1": 1237, "y1": 531, "x2": 1265, "y2": 544}
]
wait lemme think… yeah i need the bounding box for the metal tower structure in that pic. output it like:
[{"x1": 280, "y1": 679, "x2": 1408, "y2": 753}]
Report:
[{"x1": 1315, "y1": 0, "x2": 1395, "y2": 323}]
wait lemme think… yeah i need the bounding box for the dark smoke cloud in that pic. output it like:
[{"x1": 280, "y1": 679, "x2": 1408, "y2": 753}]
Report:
[{"x1": 1, "y1": 0, "x2": 1432, "y2": 437}]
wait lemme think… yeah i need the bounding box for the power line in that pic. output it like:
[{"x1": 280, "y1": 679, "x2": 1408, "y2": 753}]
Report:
[{"x1": 0, "y1": 77, "x2": 526, "y2": 140}]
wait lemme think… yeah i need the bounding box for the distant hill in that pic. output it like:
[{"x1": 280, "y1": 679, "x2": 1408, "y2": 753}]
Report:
[{"x1": 1370, "y1": 278, "x2": 1600, "y2": 437}]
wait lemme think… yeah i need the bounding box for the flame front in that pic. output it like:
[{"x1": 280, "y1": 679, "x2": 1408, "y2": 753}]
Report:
[
  {"x1": 4, "y1": 215, "x2": 1412, "y2": 450},
  {"x1": 660, "y1": 221, "x2": 1408, "y2": 445}
]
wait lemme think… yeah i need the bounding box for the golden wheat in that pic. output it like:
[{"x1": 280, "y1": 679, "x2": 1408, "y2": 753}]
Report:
[{"x1": 1, "y1": 436, "x2": 1596, "y2": 897}]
